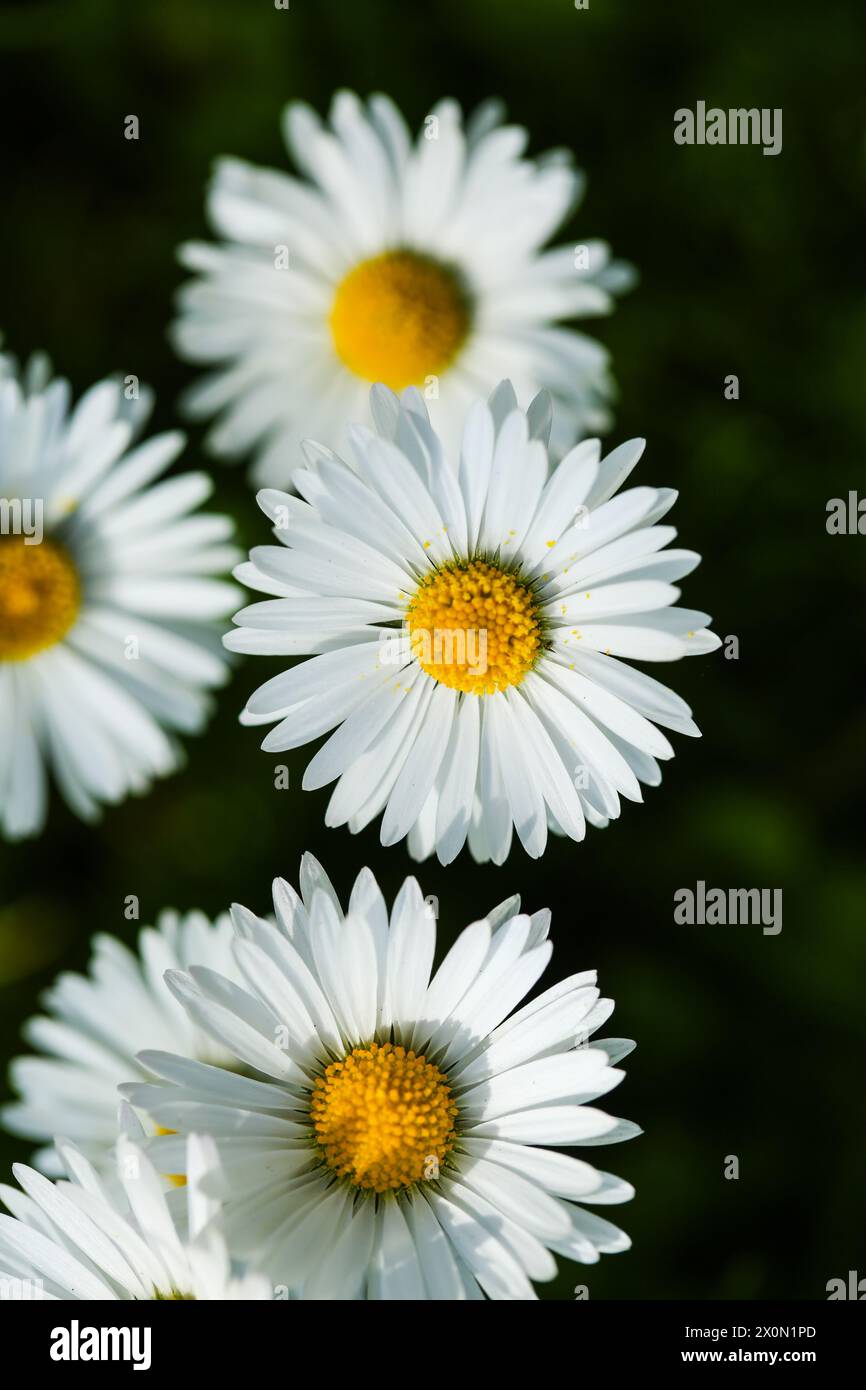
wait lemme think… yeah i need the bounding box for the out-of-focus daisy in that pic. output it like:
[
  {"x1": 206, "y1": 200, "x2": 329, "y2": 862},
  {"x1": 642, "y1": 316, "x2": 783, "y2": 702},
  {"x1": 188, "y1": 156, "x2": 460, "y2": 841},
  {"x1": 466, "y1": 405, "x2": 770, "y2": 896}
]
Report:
[
  {"x1": 0, "y1": 1130, "x2": 272, "y2": 1300},
  {"x1": 0, "y1": 350, "x2": 239, "y2": 840},
  {"x1": 2, "y1": 911, "x2": 244, "y2": 1176},
  {"x1": 123, "y1": 856, "x2": 639, "y2": 1301},
  {"x1": 225, "y1": 382, "x2": 719, "y2": 864},
  {"x1": 173, "y1": 90, "x2": 634, "y2": 486}
]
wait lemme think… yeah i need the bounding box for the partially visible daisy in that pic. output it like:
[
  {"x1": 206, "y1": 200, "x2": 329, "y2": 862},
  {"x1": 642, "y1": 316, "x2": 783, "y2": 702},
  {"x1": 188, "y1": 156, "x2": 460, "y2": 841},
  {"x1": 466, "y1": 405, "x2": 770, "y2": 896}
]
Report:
[
  {"x1": 225, "y1": 382, "x2": 719, "y2": 864},
  {"x1": 0, "y1": 1130, "x2": 273, "y2": 1300},
  {"x1": 173, "y1": 90, "x2": 634, "y2": 486},
  {"x1": 0, "y1": 350, "x2": 240, "y2": 840},
  {"x1": 123, "y1": 856, "x2": 639, "y2": 1301},
  {"x1": 2, "y1": 911, "x2": 245, "y2": 1175}
]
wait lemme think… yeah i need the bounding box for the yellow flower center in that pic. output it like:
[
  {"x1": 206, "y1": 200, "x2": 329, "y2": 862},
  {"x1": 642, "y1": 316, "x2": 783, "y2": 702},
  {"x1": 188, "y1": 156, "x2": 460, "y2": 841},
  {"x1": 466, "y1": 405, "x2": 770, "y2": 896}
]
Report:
[
  {"x1": 0, "y1": 536, "x2": 81, "y2": 661},
  {"x1": 310, "y1": 1042, "x2": 457, "y2": 1194},
  {"x1": 329, "y1": 250, "x2": 471, "y2": 390},
  {"x1": 407, "y1": 558, "x2": 544, "y2": 695}
]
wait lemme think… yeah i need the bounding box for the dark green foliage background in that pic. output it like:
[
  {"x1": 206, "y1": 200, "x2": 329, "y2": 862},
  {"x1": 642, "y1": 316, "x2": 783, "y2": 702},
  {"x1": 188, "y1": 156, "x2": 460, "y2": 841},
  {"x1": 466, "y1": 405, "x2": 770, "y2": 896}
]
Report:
[{"x1": 1, "y1": 0, "x2": 864, "y2": 1300}]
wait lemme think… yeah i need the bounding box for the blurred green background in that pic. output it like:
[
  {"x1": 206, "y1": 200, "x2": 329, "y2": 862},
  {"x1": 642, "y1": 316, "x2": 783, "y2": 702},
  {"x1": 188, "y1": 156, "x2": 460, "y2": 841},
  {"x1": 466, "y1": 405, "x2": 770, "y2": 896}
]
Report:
[{"x1": 1, "y1": 0, "x2": 864, "y2": 1300}]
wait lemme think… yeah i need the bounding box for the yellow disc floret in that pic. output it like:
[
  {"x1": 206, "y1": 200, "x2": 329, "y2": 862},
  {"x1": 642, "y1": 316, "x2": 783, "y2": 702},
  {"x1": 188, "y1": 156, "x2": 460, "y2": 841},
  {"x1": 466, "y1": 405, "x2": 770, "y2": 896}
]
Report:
[
  {"x1": 330, "y1": 250, "x2": 471, "y2": 389},
  {"x1": 407, "y1": 558, "x2": 544, "y2": 695},
  {"x1": 310, "y1": 1042, "x2": 457, "y2": 1193},
  {"x1": 0, "y1": 536, "x2": 81, "y2": 661}
]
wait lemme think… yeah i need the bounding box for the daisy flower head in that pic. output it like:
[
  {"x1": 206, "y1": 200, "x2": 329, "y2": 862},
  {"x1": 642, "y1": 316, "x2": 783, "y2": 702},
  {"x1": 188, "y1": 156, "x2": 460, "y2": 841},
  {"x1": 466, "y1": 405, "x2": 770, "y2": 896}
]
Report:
[
  {"x1": 226, "y1": 382, "x2": 720, "y2": 864},
  {"x1": 0, "y1": 350, "x2": 240, "y2": 840},
  {"x1": 172, "y1": 90, "x2": 635, "y2": 486},
  {"x1": 123, "y1": 855, "x2": 639, "y2": 1301},
  {"x1": 3, "y1": 911, "x2": 245, "y2": 1176},
  {"x1": 0, "y1": 1129, "x2": 273, "y2": 1300}
]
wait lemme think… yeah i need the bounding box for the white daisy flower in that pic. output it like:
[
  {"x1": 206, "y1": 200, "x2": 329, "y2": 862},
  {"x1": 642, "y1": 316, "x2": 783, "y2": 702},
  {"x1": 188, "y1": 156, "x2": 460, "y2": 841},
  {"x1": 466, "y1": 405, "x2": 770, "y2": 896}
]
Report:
[
  {"x1": 0, "y1": 350, "x2": 240, "y2": 840},
  {"x1": 0, "y1": 1130, "x2": 273, "y2": 1300},
  {"x1": 2, "y1": 911, "x2": 245, "y2": 1176},
  {"x1": 173, "y1": 90, "x2": 634, "y2": 486},
  {"x1": 225, "y1": 382, "x2": 720, "y2": 864},
  {"x1": 122, "y1": 856, "x2": 639, "y2": 1301}
]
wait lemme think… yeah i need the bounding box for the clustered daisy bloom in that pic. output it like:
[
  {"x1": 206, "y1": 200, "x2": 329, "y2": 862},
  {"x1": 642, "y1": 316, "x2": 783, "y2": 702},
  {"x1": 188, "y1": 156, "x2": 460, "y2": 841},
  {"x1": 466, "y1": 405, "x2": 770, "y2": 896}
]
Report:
[
  {"x1": 0, "y1": 1129, "x2": 272, "y2": 1300},
  {"x1": 173, "y1": 90, "x2": 634, "y2": 486},
  {"x1": 0, "y1": 78, "x2": 723, "y2": 1303},
  {"x1": 225, "y1": 382, "x2": 719, "y2": 863},
  {"x1": 0, "y1": 352, "x2": 239, "y2": 840},
  {"x1": 3, "y1": 910, "x2": 244, "y2": 1176},
  {"x1": 122, "y1": 856, "x2": 639, "y2": 1301}
]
